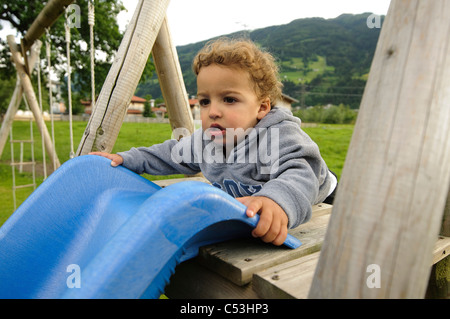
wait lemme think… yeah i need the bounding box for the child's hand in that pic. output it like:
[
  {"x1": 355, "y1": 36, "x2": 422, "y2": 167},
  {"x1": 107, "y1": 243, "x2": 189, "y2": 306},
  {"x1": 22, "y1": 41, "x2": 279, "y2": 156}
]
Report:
[
  {"x1": 89, "y1": 151, "x2": 124, "y2": 167},
  {"x1": 236, "y1": 196, "x2": 288, "y2": 246}
]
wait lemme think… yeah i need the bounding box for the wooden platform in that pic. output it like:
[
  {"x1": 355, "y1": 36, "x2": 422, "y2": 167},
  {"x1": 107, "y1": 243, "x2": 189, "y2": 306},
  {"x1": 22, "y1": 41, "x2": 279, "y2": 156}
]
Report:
[{"x1": 158, "y1": 184, "x2": 450, "y2": 298}]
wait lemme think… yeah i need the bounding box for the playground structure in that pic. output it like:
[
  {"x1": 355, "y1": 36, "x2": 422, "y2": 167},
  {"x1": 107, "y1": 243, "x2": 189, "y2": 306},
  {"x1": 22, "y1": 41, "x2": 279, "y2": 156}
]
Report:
[
  {"x1": 0, "y1": 155, "x2": 300, "y2": 298},
  {"x1": 0, "y1": 0, "x2": 449, "y2": 298}
]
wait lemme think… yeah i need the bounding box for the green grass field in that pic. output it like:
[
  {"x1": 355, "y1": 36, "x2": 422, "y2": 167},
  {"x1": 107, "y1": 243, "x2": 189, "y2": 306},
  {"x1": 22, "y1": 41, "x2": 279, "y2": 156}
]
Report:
[
  {"x1": 0, "y1": 120, "x2": 354, "y2": 226},
  {"x1": 280, "y1": 56, "x2": 335, "y2": 83}
]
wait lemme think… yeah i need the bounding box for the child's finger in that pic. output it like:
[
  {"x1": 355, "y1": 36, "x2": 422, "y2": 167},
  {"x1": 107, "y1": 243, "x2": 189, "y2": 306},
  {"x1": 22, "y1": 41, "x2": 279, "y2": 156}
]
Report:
[
  {"x1": 88, "y1": 152, "x2": 122, "y2": 167},
  {"x1": 110, "y1": 155, "x2": 123, "y2": 167},
  {"x1": 88, "y1": 151, "x2": 110, "y2": 158},
  {"x1": 252, "y1": 208, "x2": 272, "y2": 239},
  {"x1": 235, "y1": 197, "x2": 258, "y2": 217},
  {"x1": 271, "y1": 225, "x2": 288, "y2": 246},
  {"x1": 244, "y1": 198, "x2": 263, "y2": 218},
  {"x1": 259, "y1": 219, "x2": 281, "y2": 244}
]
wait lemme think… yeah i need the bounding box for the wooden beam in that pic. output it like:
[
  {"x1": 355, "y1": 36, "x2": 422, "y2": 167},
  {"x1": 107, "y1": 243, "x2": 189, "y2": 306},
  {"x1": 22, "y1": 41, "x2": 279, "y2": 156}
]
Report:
[
  {"x1": 76, "y1": 0, "x2": 170, "y2": 155},
  {"x1": 0, "y1": 40, "x2": 42, "y2": 158},
  {"x1": 152, "y1": 17, "x2": 194, "y2": 136},
  {"x1": 21, "y1": 0, "x2": 74, "y2": 52},
  {"x1": 0, "y1": 79, "x2": 23, "y2": 159},
  {"x1": 0, "y1": 40, "x2": 42, "y2": 159},
  {"x1": 309, "y1": 0, "x2": 450, "y2": 299},
  {"x1": 7, "y1": 36, "x2": 60, "y2": 168}
]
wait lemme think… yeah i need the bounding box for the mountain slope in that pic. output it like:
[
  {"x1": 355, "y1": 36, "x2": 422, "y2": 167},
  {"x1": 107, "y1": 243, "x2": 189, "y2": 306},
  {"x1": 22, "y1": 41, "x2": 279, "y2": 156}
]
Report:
[{"x1": 137, "y1": 13, "x2": 384, "y2": 108}]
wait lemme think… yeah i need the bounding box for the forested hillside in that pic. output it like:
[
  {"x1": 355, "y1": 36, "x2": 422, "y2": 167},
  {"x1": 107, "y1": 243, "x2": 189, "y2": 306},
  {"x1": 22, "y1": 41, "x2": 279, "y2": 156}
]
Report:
[{"x1": 137, "y1": 13, "x2": 384, "y2": 109}]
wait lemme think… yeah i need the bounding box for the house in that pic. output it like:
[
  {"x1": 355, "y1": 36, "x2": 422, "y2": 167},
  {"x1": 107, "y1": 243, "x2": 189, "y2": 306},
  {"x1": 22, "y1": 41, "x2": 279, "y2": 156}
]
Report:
[
  {"x1": 277, "y1": 93, "x2": 299, "y2": 111},
  {"x1": 155, "y1": 97, "x2": 198, "y2": 120},
  {"x1": 151, "y1": 103, "x2": 167, "y2": 119},
  {"x1": 128, "y1": 95, "x2": 147, "y2": 115},
  {"x1": 83, "y1": 95, "x2": 148, "y2": 117},
  {"x1": 189, "y1": 97, "x2": 200, "y2": 120}
]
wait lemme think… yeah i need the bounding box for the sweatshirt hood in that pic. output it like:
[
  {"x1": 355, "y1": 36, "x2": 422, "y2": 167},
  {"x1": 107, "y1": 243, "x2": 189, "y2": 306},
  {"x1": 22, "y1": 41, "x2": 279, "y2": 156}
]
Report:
[
  {"x1": 255, "y1": 106, "x2": 302, "y2": 129},
  {"x1": 224, "y1": 107, "x2": 300, "y2": 164}
]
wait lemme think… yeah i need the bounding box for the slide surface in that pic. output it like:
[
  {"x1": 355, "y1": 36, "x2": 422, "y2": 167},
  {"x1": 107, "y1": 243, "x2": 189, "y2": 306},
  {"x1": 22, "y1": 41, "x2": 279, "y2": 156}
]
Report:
[{"x1": 0, "y1": 155, "x2": 301, "y2": 299}]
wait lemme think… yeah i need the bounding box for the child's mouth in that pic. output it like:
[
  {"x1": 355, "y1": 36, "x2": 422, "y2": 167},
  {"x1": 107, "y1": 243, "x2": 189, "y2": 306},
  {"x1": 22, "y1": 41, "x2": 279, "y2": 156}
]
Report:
[{"x1": 208, "y1": 124, "x2": 225, "y2": 137}]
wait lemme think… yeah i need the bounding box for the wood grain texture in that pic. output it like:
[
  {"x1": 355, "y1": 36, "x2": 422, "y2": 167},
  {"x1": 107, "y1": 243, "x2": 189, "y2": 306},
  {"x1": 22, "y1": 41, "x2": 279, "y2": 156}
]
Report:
[
  {"x1": 309, "y1": 0, "x2": 450, "y2": 298},
  {"x1": 22, "y1": 0, "x2": 74, "y2": 52},
  {"x1": 76, "y1": 0, "x2": 170, "y2": 155},
  {"x1": 7, "y1": 36, "x2": 60, "y2": 168},
  {"x1": 153, "y1": 17, "x2": 194, "y2": 136},
  {"x1": 197, "y1": 204, "x2": 332, "y2": 286}
]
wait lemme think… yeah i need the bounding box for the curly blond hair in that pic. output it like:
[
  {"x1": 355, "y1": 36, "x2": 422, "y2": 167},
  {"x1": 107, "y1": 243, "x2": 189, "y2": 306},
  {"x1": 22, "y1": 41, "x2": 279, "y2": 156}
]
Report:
[{"x1": 192, "y1": 38, "x2": 283, "y2": 104}]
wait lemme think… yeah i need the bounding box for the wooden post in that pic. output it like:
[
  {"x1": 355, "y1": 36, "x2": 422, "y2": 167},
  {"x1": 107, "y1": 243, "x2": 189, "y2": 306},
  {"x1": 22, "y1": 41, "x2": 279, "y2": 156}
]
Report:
[
  {"x1": 309, "y1": 0, "x2": 450, "y2": 299},
  {"x1": 21, "y1": 0, "x2": 74, "y2": 52},
  {"x1": 0, "y1": 41, "x2": 42, "y2": 159},
  {"x1": 152, "y1": 17, "x2": 194, "y2": 136},
  {"x1": 0, "y1": 79, "x2": 23, "y2": 159},
  {"x1": 76, "y1": 0, "x2": 170, "y2": 155},
  {"x1": 7, "y1": 36, "x2": 61, "y2": 168}
]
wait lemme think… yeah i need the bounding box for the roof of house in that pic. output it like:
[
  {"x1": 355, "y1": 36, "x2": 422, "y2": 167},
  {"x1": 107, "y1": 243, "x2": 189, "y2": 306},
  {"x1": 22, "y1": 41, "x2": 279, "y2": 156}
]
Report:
[
  {"x1": 127, "y1": 109, "x2": 143, "y2": 114},
  {"x1": 81, "y1": 95, "x2": 146, "y2": 106},
  {"x1": 131, "y1": 95, "x2": 147, "y2": 103},
  {"x1": 281, "y1": 93, "x2": 299, "y2": 103}
]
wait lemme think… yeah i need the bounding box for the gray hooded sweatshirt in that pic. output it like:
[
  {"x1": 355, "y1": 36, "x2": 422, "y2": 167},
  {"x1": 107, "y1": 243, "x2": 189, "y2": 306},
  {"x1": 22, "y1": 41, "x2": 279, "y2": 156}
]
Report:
[{"x1": 118, "y1": 107, "x2": 331, "y2": 228}]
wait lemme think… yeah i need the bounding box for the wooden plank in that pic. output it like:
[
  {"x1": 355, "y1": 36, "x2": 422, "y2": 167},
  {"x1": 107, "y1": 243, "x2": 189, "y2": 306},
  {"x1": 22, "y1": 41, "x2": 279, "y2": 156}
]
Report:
[
  {"x1": 254, "y1": 237, "x2": 450, "y2": 299},
  {"x1": 153, "y1": 176, "x2": 210, "y2": 188},
  {"x1": 427, "y1": 191, "x2": 450, "y2": 299},
  {"x1": 10, "y1": 140, "x2": 34, "y2": 144},
  {"x1": 10, "y1": 162, "x2": 36, "y2": 167},
  {"x1": 13, "y1": 184, "x2": 36, "y2": 190},
  {"x1": 253, "y1": 252, "x2": 320, "y2": 299},
  {"x1": 197, "y1": 204, "x2": 332, "y2": 286},
  {"x1": 433, "y1": 236, "x2": 450, "y2": 265},
  {"x1": 165, "y1": 258, "x2": 259, "y2": 299},
  {"x1": 309, "y1": 0, "x2": 450, "y2": 299}
]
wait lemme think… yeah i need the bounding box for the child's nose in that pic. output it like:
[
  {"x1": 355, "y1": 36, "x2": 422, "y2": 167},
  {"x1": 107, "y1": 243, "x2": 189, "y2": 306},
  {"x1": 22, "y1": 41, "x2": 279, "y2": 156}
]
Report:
[{"x1": 208, "y1": 102, "x2": 222, "y2": 119}]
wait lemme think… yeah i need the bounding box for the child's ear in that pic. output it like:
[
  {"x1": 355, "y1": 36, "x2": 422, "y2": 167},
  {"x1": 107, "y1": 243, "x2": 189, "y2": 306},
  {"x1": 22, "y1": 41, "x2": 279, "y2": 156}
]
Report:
[{"x1": 257, "y1": 98, "x2": 271, "y2": 120}]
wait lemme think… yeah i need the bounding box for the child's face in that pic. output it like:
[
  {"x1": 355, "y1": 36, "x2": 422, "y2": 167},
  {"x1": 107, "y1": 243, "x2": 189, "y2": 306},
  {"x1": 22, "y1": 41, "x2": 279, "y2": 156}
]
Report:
[{"x1": 197, "y1": 64, "x2": 270, "y2": 145}]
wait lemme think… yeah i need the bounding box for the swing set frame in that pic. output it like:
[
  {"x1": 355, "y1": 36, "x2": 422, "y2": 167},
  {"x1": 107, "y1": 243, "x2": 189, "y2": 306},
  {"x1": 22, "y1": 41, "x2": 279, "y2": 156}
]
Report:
[{"x1": 0, "y1": 0, "x2": 449, "y2": 299}]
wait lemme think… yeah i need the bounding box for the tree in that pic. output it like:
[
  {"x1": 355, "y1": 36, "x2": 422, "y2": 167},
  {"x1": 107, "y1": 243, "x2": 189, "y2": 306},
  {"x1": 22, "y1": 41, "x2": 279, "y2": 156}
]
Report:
[
  {"x1": 0, "y1": 0, "x2": 155, "y2": 116},
  {"x1": 142, "y1": 94, "x2": 154, "y2": 118}
]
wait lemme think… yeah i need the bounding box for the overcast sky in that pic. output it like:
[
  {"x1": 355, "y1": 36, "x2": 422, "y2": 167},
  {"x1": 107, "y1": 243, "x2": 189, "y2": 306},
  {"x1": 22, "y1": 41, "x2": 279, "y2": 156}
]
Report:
[
  {"x1": 0, "y1": 1, "x2": 391, "y2": 46},
  {"x1": 119, "y1": 0, "x2": 392, "y2": 46}
]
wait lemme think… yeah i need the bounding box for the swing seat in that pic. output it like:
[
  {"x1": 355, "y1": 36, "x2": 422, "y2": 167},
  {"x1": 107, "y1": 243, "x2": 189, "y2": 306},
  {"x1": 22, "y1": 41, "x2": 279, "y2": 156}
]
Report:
[{"x1": 0, "y1": 155, "x2": 300, "y2": 299}]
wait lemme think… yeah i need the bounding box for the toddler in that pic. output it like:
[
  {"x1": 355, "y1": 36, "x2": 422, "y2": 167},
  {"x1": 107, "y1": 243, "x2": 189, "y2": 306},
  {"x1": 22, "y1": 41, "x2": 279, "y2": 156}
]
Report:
[{"x1": 90, "y1": 38, "x2": 336, "y2": 246}]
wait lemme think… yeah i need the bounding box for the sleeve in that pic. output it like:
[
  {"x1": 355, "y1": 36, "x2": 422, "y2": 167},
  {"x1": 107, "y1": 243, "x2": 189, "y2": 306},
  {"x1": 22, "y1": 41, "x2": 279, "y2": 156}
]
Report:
[
  {"x1": 254, "y1": 123, "x2": 330, "y2": 229},
  {"x1": 117, "y1": 131, "x2": 202, "y2": 176}
]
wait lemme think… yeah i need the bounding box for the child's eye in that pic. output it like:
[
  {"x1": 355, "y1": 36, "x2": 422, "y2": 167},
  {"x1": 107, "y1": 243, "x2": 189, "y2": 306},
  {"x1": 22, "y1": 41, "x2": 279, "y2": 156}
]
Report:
[
  {"x1": 199, "y1": 99, "x2": 210, "y2": 106},
  {"x1": 224, "y1": 97, "x2": 237, "y2": 104}
]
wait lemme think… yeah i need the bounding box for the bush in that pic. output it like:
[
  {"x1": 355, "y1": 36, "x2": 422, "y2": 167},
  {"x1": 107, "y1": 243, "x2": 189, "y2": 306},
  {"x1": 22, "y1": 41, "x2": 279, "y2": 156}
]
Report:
[{"x1": 294, "y1": 104, "x2": 357, "y2": 124}]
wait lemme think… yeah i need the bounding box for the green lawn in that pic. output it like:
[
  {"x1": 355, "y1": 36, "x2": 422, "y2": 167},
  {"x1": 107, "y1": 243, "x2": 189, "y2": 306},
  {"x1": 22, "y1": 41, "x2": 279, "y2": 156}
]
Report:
[
  {"x1": 303, "y1": 124, "x2": 354, "y2": 179},
  {"x1": 0, "y1": 120, "x2": 353, "y2": 226}
]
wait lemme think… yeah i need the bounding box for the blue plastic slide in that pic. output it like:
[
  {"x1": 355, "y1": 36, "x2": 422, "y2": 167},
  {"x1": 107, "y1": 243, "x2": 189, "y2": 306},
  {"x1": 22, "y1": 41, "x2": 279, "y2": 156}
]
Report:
[{"x1": 0, "y1": 155, "x2": 301, "y2": 299}]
